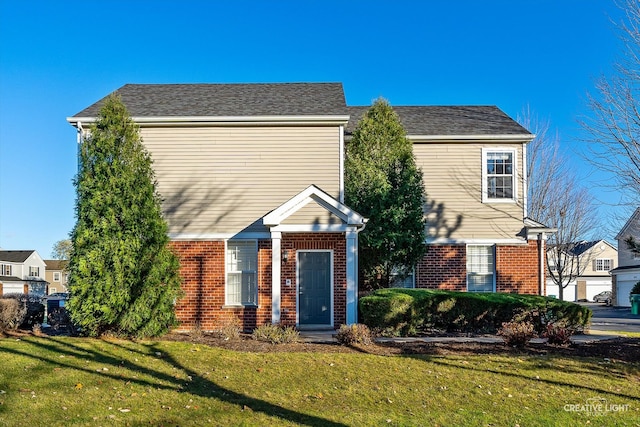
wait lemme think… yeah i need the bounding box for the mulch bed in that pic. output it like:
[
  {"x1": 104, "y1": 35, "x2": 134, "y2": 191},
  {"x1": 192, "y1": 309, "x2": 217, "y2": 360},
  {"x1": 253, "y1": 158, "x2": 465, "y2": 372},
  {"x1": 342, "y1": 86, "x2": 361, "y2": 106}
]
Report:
[
  {"x1": 162, "y1": 332, "x2": 640, "y2": 363},
  {"x1": 3, "y1": 329, "x2": 638, "y2": 363}
]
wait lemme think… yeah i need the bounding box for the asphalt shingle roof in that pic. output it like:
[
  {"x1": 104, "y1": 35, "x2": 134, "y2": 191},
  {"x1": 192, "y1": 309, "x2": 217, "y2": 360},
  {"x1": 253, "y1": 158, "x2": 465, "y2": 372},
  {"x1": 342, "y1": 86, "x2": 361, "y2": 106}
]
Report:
[
  {"x1": 345, "y1": 106, "x2": 531, "y2": 137},
  {"x1": 72, "y1": 83, "x2": 349, "y2": 118},
  {"x1": 0, "y1": 250, "x2": 35, "y2": 263},
  {"x1": 44, "y1": 260, "x2": 67, "y2": 270}
]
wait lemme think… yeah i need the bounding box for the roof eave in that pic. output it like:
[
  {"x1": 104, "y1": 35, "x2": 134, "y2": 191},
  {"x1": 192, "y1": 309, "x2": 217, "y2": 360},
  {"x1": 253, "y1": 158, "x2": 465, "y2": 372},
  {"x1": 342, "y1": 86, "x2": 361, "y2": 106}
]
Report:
[
  {"x1": 67, "y1": 115, "x2": 351, "y2": 127},
  {"x1": 407, "y1": 134, "x2": 535, "y2": 143}
]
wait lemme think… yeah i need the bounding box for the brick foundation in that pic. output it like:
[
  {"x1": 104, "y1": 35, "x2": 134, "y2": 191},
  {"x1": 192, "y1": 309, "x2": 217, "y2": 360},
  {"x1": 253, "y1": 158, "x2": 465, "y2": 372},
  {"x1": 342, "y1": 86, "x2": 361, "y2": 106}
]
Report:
[{"x1": 415, "y1": 240, "x2": 542, "y2": 294}]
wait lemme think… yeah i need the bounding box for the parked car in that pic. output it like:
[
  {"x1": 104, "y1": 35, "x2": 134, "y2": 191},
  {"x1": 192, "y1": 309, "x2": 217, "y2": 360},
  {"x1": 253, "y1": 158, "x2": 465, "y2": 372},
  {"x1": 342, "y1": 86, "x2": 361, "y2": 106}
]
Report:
[{"x1": 593, "y1": 291, "x2": 612, "y2": 305}]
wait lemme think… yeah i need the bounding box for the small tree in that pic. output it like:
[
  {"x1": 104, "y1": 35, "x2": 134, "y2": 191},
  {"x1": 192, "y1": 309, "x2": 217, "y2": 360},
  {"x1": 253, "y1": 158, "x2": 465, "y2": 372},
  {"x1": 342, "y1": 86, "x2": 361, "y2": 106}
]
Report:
[
  {"x1": 50, "y1": 239, "x2": 72, "y2": 273},
  {"x1": 345, "y1": 98, "x2": 426, "y2": 290},
  {"x1": 68, "y1": 94, "x2": 183, "y2": 338},
  {"x1": 517, "y1": 108, "x2": 598, "y2": 301},
  {"x1": 581, "y1": 0, "x2": 640, "y2": 205},
  {"x1": 51, "y1": 239, "x2": 72, "y2": 260}
]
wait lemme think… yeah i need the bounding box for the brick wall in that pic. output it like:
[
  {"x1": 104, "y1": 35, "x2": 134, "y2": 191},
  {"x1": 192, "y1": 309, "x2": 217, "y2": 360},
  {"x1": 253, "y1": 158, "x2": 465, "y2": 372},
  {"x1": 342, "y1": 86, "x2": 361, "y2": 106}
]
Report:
[
  {"x1": 496, "y1": 240, "x2": 541, "y2": 295},
  {"x1": 170, "y1": 240, "x2": 271, "y2": 332},
  {"x1": 415, "y1": 244, "x2": 466, "y2": 290},
  {"x1": 170, "y1": 232, "x2": 347, "y2": 332},
  {"x1": 415, "y1": 241, "x2": 542, "y2": 295}
]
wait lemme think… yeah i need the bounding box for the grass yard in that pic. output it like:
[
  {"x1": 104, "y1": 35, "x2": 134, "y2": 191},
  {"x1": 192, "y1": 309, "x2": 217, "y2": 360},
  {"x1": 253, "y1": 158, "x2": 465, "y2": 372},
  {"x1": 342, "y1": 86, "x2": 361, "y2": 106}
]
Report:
[{"x1": 0, "y1": 335, "x2": 638, "y2": 426}]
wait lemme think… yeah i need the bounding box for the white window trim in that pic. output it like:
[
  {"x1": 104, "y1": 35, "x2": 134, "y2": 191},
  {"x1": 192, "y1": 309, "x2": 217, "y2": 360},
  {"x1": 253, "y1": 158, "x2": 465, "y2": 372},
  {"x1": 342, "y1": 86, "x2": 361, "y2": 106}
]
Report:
[
  {"x1": 594, "y1": 258, "x2": 612, "y2": 272},
  {"x1": 224, "y1": 239, "x2": 259, "y2": 307},
  {"x1": 481, "y1": 147, "x2": 518, "y2": 203},
  {"x1": 53, "y1": 272, "x2": 61, "y2": 282},
  {"x1": 466, "y1": 244, "x2": 496, "y2": 293}
]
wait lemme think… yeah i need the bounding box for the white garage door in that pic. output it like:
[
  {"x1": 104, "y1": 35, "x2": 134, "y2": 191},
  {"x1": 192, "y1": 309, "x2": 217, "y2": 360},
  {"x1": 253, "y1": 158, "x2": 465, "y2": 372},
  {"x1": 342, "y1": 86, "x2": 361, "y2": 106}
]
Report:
[
  {"x1": 1, "y1": 282, "x2": 24, "y2": 295},
  {"x1": 617, "y1": 280, "x2": 634, "y2": 307}
]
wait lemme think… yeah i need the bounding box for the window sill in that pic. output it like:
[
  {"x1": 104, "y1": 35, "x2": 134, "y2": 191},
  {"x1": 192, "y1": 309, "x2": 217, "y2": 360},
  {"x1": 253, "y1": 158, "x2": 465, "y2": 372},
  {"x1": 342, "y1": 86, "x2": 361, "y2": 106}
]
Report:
[
  {"x1": 482, "y1": 198, "x2": 517, "y2": 204},
  {"x1": 222, "y1": 304, "x2": 258, "y2": 309}
]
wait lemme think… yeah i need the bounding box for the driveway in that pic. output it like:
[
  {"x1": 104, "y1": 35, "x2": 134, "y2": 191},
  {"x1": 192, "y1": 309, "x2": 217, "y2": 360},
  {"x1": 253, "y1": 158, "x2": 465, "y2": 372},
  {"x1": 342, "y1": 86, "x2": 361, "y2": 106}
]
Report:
[{"x1": 579, "y1": 302, "x2": 640, "y2": 333}]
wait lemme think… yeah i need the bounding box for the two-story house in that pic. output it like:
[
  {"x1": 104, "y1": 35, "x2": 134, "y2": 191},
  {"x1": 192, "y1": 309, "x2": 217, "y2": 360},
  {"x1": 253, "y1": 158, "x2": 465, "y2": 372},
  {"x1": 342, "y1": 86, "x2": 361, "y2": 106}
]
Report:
[
  {"x1": 0, "y1": 250, "x2": 48, "y2": 296},
  {"x1": 611, "y1": 208, "x2": 640, "y2": 307},
  {"x1": 44, "y1": 260, "x2": 69, "y2": 295},
  {"x1": 68, "y1": 83, "x2": 552, "y2": 331},
  {"x1": 545, "y1": 240, "x2": 617, "y2": 302}
]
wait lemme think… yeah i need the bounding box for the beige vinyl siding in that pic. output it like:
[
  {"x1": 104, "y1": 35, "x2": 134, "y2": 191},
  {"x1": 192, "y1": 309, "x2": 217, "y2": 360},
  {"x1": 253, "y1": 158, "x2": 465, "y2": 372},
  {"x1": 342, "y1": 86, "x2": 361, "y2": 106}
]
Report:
[
  {"x1": 284, "y1": 202, "x2": 343, "y2": 225},
  {"x1": 140, "y1": 126, "x2": 341, "y2": 235},
  {"x1": 413, "y1": 142, "x2": 525, "y2": 241}
]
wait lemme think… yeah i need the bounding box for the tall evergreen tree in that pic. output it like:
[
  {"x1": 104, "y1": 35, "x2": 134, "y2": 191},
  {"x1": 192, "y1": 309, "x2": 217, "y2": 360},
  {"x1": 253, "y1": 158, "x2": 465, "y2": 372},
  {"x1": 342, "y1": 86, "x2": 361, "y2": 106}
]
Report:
[
  {"x1": 68, "y1": 95, "x2": 183, "y2": 337},
  {"x1": 345, "y1": 98, "x2": 426, "y2": 290}
]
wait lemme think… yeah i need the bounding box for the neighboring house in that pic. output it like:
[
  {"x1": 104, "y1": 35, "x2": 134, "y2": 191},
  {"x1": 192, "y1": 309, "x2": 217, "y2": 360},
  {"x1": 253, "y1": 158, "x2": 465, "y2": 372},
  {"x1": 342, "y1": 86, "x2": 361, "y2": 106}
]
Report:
[
  {"x1": 610, "y1": 208, "x2": 640, "y2": 307},
  {"x1": 546, "y1": 240, "x2": 617, "y2": 302},
  {"x1": 44, "y1": 260, "x2": 69, "y2": 294},
  {"x1": 0, "y1": 250, "x2": 48, "y2": 296},
  {"x1": 68, "y1": 83, "x2": 552, "y2": 331}
]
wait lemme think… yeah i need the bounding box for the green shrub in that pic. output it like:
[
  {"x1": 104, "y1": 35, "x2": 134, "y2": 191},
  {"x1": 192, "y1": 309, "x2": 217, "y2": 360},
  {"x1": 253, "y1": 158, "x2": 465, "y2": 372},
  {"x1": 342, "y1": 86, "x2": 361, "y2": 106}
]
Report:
[
  {"x1": 498, "y1": 321, "x2": 536, "y2": 347},
  {"x1": 252, "y1": 324, "x2": 300, "y2": 344},
  {"x1": 359, "y1": 289, "x2": 591, "y2": 336},
  {"x1": 631, "y1": 281, "x2": 640, "y2": 297},
  {"x1": 335, "y1": 324, "x2": 373, "y2": 346}
]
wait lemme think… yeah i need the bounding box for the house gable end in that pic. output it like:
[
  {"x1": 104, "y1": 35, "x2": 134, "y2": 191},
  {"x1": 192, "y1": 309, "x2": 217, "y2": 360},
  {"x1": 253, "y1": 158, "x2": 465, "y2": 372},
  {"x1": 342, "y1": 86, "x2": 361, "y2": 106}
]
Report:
[{"x1": 263, "y1": 185, "x2": 366, "y2": 231}]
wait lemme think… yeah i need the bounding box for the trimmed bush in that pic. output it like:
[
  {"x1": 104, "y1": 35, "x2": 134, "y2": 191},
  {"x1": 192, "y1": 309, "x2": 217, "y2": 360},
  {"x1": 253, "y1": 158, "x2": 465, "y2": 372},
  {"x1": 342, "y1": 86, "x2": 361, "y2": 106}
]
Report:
[
  {"x1": 0, "y1": 298, "x2": 26, "y2": 330},
  {"x1": 1, "y1": 293, "x2": 45, "y2": 329},
  {"x1": 544, "y1": 322, "x2": 575, "y2": 346},
  {"x1": 359, "y1": 289, "x2": 591, "y2": 336},
  {"x1": 213, "y1": 317, "x2": 242, "y2": 340},
  {"x1": 335, "y1": 324, "x2": 373, "y2": 346},
  {"x1": 252, "y1": 324, "x2": 300, "y2": 344},
  {"x1": 498, "y1": 321, "x2": 536, "y2": 347}
]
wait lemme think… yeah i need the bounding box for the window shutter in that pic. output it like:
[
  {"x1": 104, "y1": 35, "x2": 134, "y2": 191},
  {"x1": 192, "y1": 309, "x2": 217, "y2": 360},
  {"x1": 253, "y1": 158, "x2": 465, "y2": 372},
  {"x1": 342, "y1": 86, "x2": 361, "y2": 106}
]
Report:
[{"x1": 593, "y1": 260, "x2": 597, "y2": 271}]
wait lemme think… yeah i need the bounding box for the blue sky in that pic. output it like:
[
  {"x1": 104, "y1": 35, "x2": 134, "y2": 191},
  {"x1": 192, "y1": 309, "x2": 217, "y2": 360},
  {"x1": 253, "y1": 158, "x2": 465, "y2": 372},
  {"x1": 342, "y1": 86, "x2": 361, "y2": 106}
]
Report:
[{"x1": 0, "y1": 0, "x2": 628, "y2": 257}]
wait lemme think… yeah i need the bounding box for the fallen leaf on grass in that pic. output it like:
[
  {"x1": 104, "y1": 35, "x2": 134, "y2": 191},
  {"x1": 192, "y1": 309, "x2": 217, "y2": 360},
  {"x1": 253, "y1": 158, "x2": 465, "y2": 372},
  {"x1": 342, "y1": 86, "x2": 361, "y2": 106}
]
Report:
[{"x1": 75, "y1": 383, "x2": 83, "y2": 389}]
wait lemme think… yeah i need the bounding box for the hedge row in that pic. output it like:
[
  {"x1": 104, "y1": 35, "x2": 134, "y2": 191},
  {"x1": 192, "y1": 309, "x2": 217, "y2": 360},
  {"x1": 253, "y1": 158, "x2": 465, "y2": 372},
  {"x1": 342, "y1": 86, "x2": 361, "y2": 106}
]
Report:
[{"x1": 359, "y1": 289, "x2": 592, "y2": 336}]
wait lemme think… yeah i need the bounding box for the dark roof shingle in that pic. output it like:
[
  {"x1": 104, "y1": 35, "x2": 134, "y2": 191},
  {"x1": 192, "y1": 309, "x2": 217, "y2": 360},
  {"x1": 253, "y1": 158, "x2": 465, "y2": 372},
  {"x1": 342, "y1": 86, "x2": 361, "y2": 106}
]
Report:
[
  {"x1": 72, "y1": 83, "x2": 348, "y2": 118},
  {"x1": 346, "y1": 105, "x2": 531, "y2": 137},
  {"x1": 0, "y1": 250, "x2": 35, "y2": 263}
]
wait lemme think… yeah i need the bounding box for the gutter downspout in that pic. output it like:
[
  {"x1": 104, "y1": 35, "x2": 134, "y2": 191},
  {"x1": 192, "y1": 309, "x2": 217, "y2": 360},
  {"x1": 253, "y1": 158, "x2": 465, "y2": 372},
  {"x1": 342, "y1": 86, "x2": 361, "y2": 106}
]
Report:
[
  {"x1": 76, "y1": 121, "x2": 84, "y2": 173},
  {"x1": 538, "y1": 232, "x2": 546, "y2": 296}
]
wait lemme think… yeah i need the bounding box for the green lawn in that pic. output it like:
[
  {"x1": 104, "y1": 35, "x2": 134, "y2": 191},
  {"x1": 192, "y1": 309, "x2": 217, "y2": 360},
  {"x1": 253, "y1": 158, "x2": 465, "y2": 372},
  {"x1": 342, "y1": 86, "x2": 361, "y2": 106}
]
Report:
[{"x1": 0, "y1": 336, "x2": 638, "y2": 426}]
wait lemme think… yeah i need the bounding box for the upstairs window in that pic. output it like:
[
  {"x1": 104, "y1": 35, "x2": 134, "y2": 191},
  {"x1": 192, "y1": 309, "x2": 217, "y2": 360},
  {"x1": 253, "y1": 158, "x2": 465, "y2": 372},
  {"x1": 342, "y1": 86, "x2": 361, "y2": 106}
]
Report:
[
  {"x1": 53, "y1": 272, "x2": 61, "y2": 282},
  {"x1": 482, "y1": 149, "x2": 516, "y2": 202},
  {"x1": 594, "y1": 259, "x2": 613, "y2": 272},
  {"x1": 1, "y1": 264, "x2": 11, "y2": 276},
  {"x1": 29, "y1": 266, "x2": 39, "y2": 277},
  {"x1": 226, "y1": 240, "x2": 258, "y2": 306}
]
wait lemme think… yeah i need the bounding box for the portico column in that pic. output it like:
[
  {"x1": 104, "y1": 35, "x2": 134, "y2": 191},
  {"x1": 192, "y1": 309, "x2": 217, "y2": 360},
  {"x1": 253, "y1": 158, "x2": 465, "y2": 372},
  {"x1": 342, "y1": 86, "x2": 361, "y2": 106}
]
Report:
[
  {"x1": 346, "y1": 229, "x2": 358, "y2": 325},
  {"x1": 271, "y1": 231, "x2": 282, "y2": 324}
]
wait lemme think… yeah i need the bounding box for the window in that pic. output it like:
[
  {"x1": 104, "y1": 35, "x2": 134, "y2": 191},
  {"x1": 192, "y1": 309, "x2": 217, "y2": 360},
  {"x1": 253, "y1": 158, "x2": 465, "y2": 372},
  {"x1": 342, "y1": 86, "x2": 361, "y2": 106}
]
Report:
[
  {"x1": 53, "y1": 272, "x2": 61, "y2": 282},
  {"x1": 483, "y1": 149, "x2": 516, "y2": 202},
  {"x1": 390, "y1": 267, "x2": 415, "y2": 288},
  {"x1": 594, "y1": 259, "x2": 612, "y2": 272},
  {"x1": 29, "y1": 266, "x2": 39, "y2": 277},
  {"x1": 226, "y1": 240, "x2": 258, "y2": 306},
  {"x1": 1, "y1": 264, "x2": 11, "y2": 276},
  {"x1": 467, "y1": 245, "x2": 495, "y2": 292}
]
